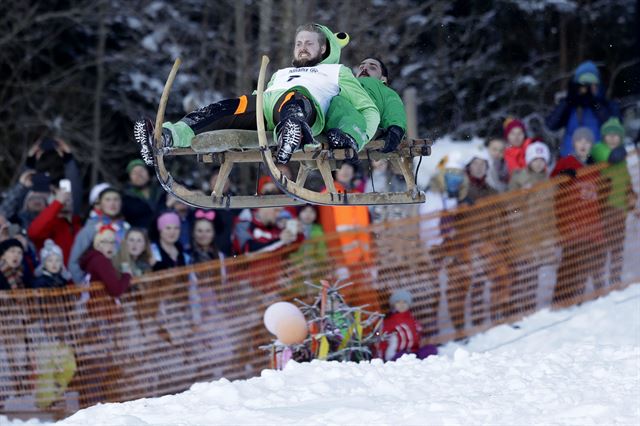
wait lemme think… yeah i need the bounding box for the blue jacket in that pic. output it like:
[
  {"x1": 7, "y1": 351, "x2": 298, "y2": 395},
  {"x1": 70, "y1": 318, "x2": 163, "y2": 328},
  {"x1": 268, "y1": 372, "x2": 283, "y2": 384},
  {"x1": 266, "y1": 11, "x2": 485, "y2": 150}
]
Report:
[{"x1": 546, "y1": 61, "x2": 620, "y2": 156}]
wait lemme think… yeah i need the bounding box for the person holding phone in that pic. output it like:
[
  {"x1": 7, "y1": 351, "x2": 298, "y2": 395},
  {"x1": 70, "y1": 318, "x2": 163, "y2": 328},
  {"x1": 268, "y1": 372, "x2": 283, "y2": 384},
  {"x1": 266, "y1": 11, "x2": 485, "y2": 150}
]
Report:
[
  {"x1": 27, "y1": 178, "x2": 83, "y2": 266},
  {"x1": 545, "y1": 60, "x2": 621, "y2": 157}
]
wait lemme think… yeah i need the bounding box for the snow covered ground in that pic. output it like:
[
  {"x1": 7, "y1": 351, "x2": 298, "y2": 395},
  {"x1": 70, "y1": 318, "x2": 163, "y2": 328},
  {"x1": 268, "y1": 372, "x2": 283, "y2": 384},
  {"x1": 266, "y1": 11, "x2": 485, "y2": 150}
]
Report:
[{"x1": 6, "y1": 283, "x2": 639, "y2": 426}]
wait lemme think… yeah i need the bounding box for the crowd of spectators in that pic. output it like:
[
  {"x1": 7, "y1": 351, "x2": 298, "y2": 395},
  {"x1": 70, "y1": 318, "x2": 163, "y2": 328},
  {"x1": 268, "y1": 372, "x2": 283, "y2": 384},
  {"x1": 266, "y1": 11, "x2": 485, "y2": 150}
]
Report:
[{"x1": 0, "y1": 60, "x2": 637, "y2": 316}]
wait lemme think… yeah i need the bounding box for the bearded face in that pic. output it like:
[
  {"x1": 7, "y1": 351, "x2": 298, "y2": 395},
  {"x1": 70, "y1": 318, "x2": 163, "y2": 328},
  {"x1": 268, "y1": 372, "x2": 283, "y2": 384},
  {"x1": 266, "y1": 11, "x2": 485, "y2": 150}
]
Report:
[{"x1": 292, "y1": 30, "x2": 325, "y2": 68}]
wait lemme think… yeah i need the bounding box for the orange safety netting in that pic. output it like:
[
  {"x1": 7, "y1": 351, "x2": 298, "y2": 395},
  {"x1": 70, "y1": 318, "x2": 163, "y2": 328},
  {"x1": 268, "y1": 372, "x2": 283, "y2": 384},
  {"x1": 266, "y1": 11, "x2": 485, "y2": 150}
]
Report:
[{"x1": 1, "y1": 156, "x2": 638, "y2": 420}]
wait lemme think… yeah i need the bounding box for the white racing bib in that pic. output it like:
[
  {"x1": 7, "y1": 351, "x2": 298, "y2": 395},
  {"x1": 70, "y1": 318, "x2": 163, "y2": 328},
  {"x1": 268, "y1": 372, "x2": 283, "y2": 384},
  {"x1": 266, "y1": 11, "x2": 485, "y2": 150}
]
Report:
[{"x1": 265, "y1": 64, "x2": 341, "y2": 114}]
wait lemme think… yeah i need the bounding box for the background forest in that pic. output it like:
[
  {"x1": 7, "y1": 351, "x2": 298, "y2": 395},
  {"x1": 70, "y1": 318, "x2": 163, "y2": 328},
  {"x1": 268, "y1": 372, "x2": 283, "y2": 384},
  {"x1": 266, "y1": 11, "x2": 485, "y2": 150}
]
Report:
[{"x1": 0, "y1": 0, "x2": 638, "y2": 190}]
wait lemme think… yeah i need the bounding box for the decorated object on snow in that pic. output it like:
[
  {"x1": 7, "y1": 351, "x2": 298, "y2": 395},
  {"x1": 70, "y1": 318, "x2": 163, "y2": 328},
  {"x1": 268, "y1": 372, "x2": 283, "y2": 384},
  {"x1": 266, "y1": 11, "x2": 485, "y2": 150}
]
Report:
[
  {"x1": 262, "y1": 301, "x2": 309, "y2": 345},
  {"x1": 262, "y1": 279, "x2": 384, "y2": 368}
]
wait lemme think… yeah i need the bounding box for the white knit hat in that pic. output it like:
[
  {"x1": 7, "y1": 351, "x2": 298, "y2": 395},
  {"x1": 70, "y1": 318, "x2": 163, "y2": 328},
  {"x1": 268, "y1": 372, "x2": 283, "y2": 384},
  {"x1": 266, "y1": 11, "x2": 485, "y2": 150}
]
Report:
[
  {"x1": 466, "y1": 147, "x2": 490, "y2": 166},
  {"x1": 89, "y1": 182, "x2": 111, "y2": 205},
  {"x1": 525, "y1": 142, "x2": 550, "y2": 166},
  {"x1": 40, "y1": 239, "x2": 63, "y2": 262}
]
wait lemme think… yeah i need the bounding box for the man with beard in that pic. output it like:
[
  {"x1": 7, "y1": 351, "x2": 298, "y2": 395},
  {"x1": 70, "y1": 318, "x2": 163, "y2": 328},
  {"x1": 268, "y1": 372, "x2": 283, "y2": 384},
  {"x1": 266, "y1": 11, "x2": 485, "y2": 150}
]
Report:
[
  {"x1": 135, "y1": 23, "x2": 379, "y2": 165},
  {"x1": 325, "y1": 57, "x2": 407, "y2": 154}
]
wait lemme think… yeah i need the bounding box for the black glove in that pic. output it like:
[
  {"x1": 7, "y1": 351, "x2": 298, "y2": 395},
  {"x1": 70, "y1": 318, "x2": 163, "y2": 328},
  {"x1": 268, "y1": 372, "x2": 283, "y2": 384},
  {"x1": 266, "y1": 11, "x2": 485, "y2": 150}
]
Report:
[
  {"x1": 381, "y1": 125, "x2": 405, "y2": 153},
  {"x1": 566, "y1": 81, "x2": 581, "y2": 107}
]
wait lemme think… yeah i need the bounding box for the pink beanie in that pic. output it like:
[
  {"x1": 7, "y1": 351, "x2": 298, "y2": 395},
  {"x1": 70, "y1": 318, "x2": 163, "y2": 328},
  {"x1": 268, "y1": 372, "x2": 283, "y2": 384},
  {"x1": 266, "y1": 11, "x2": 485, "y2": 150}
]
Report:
[{"x1": 157, "y1": 212, "x2": 180, "y2": 231}]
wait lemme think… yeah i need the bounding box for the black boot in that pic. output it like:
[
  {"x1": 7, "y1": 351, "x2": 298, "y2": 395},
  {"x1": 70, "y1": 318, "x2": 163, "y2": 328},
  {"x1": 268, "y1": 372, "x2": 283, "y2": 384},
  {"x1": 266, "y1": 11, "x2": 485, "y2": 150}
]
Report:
[
  {"x1": 326, "y1": 128, "x2": 360, "y2": 164},
  {"x1": 133, "y1": 118, "x2": 173, "y2": 166},
  {"x1": 275, "y1": 101, "x2": 313, "y2": 164}
]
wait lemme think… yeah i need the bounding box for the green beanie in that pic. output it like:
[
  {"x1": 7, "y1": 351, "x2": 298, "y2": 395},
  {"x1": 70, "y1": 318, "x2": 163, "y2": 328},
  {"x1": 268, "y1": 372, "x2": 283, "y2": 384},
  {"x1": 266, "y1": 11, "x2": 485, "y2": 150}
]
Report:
[
  {"x1": 126, "y1": 159, "x2": 147, "y2": 174},
  {"x1": 600, "y1": 117, "x2": 625, "y2": 139},
  {"x1": 590, "y1": 143, "x2": 611, "y2": 164}
]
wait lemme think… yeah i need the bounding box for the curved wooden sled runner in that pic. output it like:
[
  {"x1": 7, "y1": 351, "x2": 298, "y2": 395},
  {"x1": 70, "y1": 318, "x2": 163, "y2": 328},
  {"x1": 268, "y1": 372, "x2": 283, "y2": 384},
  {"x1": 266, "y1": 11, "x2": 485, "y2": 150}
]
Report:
[{"x1": 152, "y1": 56, "x2": 431, "y2": 209}]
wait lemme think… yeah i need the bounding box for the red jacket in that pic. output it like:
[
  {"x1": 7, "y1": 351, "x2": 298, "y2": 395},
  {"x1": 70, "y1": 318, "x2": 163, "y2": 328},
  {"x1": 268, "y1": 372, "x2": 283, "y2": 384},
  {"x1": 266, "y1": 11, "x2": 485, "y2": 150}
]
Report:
[
  {"x1": 551, "y1": 156, "x2": 604, "y2": 244},
  {"x1": 378, "y1": 310, "x2": 421, "y2": 361},
  {"x1": 79, "y1": 248, "x2": 131, "y2": 298},
  {"x1": 27, "y1": 200, "x2": 82, "y2": 265},
  {"x1": 504, "y1": 138, "x2": 533, "y2": 177}
]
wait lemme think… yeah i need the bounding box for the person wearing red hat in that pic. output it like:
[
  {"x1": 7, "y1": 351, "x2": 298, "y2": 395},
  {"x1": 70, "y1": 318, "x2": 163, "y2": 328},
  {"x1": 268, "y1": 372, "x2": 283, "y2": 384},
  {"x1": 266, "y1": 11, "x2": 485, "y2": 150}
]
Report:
[{"x1": 502, "y1": 117, "x2": 534, "y2": 177}]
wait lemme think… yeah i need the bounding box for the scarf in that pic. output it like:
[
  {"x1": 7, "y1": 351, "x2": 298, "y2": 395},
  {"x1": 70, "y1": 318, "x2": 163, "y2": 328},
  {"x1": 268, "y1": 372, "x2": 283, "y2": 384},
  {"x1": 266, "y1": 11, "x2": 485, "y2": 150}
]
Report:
[{"x1": 1, "y1": 260, "x2": 24, "y2": 289}]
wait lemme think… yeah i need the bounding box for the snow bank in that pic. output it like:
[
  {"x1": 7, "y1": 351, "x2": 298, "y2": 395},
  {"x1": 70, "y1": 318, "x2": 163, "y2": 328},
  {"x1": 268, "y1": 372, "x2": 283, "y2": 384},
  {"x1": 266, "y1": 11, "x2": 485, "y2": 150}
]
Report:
[{"x1": 6, "y1": 284, "x2": 638, "y2": 426}]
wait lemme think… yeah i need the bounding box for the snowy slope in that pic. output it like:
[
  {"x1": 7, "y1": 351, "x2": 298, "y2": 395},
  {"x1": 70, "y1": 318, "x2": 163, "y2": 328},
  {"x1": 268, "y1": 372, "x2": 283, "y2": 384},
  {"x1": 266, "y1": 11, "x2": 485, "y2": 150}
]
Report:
[{"x1": 6, "y1": 283, "x2": 638, "y2": 426}]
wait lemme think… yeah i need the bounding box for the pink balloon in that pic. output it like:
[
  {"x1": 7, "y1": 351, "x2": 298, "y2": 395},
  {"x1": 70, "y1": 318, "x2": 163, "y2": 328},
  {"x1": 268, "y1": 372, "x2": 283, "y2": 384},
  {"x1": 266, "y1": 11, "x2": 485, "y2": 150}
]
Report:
[
  {"x1": 263, "y1": 302, "x2": 305, "y2": 335},
  {"x1": 275, "y1": 315, "x2": 308, "y2": 345}
]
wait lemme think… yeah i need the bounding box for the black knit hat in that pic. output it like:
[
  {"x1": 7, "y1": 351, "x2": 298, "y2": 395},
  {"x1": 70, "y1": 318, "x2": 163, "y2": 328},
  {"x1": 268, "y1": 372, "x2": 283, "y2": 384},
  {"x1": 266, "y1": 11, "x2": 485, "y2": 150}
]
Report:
[{"x1": 0, "y1": 238, "x2": 23, "y2": 257}]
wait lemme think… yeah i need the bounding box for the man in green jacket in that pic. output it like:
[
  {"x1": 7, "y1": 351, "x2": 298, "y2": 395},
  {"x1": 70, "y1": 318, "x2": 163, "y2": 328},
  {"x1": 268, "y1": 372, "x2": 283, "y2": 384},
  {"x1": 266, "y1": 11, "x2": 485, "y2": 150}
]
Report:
[
  {"x1": 324, "y1": 57, "x2": 407, "y2": 155},
  {"x1": 135, "y1": 23, "x2": 380, "y2": 165}
]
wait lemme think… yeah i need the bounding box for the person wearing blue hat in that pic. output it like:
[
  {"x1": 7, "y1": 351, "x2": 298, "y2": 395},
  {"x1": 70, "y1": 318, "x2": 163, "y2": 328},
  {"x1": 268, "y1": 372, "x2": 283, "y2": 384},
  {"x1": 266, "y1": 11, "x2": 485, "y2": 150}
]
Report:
[{"x1": 546, "y1": 60, "x2": 621, "y2": 157}]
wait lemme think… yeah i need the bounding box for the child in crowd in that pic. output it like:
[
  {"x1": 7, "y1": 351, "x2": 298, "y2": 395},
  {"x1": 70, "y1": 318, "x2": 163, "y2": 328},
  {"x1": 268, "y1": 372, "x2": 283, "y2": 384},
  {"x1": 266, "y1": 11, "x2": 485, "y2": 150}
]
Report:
[
  {"x1": 113, "y1": 228, "x2": 155, "y2": 277},
  {"x1": 508, "y1": 141, "x2": 551, "y2": 190},
  {"x1": 377, "y1": 290, "x2": 437, "y2": 361},
  {"x1": 79, "y1": 226, "x2": 131, "y2": 298},
  {"x1": 465, "y1": 148, "x2": 497, "y2": 204},
  {"x1": 551, "y1": 130, "x2": 606, "y2": 304},
  {"x1": 569, "y1": 127, "x2": 595, "y2": 165},
  {"x1": 503, "y1": 117, "x2": 532, "y2": 176},
  {"x1": 32, "y1": 239, "x2": 71, "y2": 288},
  {"x1": 507, "y1": 141, "x2": 556, "y2": 315},
  {"x1": 68, "y1": 185, "x2": 130, "y2": 283},
  {"x1": 0, "y1": 238, "x2": 27, "y2": 290},
  {"x1": 484, "y1": 137, "x2": 509, "y2": 192},
  {"x1": 190, "y1": 210, "x2": 222, "y2": 264},
  {"x1": 591, "y1": 118, "x2": 637, "y2": 285},
  {"x1": 298, "y1": 205, "x2": 324, "y2": 241}
]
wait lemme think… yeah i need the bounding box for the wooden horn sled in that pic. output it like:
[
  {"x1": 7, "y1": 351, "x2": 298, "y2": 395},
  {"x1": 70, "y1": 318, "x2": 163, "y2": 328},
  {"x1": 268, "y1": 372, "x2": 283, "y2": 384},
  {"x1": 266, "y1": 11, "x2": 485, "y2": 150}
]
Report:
[{"x1": 151, "y1": 56, "x2": 432, "y2": 209}]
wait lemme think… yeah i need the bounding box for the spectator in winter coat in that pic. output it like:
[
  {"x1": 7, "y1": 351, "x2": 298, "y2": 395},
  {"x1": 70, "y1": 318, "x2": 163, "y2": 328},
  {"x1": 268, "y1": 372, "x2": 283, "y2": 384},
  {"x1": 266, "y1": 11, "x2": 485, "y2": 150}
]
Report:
[
  {"x1": 68, "y1": 186, "x2": 130, "y2": 283},
  {"x1": 465, "y1": 148, "x2": 497, "y2": 204},
  {"x1": 32, "y1": 239, "x2": 71, "y2": 289},
  {"x1": 418, "y1": 152, "x2": 471, "y2": 336},
  {"x1": 509, "y1": 141, "x2": 551, "y2": 191},
  {"x1": 233, "y1": 207, "x2": 300, "y2": 255},
  {"x1": 79, "y1": 226, "x2": 131, "y2": 298},
  {"x1": 506, "y1": 141, "x2": 557, "y2": 315},
  {"x1": 25, "y1": 138, "x2": 83, "y2": 216},
  {"x1": 112, "y1": 228, "x2": 155, "y2": 277},
  {"x1": 591, "y1": 118, "x2": 637, "y2": 285},
  {"x1": 0, "y1": 238, "x2": 27, "y2": 290},
  {"x1": 484, "y1": 137, "x2": 509, "y2": 192},
  {"x1": 419, "y1": 152, "x2": 470, "y2": 248},
  {"x1": 551, "y1": 143, "x2": 606, "y2": 305},
  {"x1": 571, "y1": 126, "x2": 597, "y2": 165},
  {"x1": 151, "y1": 212, "x2": 190, "y2": 271},
  {"x1": 121, "y1": 159, "x2": 162, "y2": 230},
  {"x1": 190, "y1": 210, "x2": 223, "y2": 264},
  {"x1": 164, "y1": 196, "x2": 194, "y2": 253},
  {"x1": 27, "y1": 185, "x2": 82, "y2": 265},
  {"x1": 546, "y1": 60, "x2": 621, "y2": 157},
  {"x1": 503, "y1": 117, "x2": 533, "y2": 177},
  {"x1": 377, "y1": 290, "x2": 437, "y2": 361},
  {"x1": 0, "y1": 171, "x2": 51, "y2": 230}
]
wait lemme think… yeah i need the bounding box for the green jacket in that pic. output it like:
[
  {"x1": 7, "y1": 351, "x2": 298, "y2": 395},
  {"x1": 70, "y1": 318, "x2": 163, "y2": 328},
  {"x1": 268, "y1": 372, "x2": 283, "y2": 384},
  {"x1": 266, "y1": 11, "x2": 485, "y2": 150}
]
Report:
[
  {"x1": 357, "y1": 77, "x2": 407, "y2": 133},
  {"x1": 591, "y1": 142, "x2": 633, "y2": 210},
  {"x1": 263, "y1": 24, "x2": 380, "y2": 140}
]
